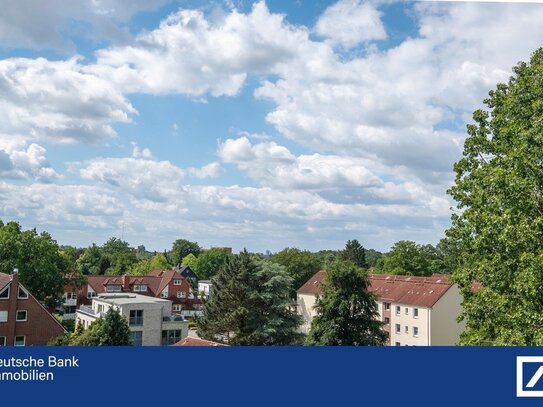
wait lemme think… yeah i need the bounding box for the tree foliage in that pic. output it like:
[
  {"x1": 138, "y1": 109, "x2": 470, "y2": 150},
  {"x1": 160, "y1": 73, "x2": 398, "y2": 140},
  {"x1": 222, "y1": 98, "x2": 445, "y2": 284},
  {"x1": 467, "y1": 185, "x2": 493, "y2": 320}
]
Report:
[
  {"x1": 197, "y1": 251, "x2": 302, "y2": 345},
  {"x1": 68, "y1": 308, "x2": 131, "y2": 346},
  {"x1": 194, "y1": 248, "x2": 230, "y2": 280},
  {"x1": 271, "y1": 248, "x2": 322, "y2": 295},
  {"x1": 306, "y1": 260, "x2": 386, "y2": 346},
  {"x1": 340, "y1": 239, "x2": 367, "y2": 269},
  {"x1": 448, "y1": 48, "x2": 543, "y2": 345},
  {"x1": 168, "y1": 239, "x2": 201, "y2": 267},
  {"x1": 0, "y1": 220, "x2": 70, "y2": 305},
  {"x1": 129, "y1": 252, "x2": 169, "y2": 276}
]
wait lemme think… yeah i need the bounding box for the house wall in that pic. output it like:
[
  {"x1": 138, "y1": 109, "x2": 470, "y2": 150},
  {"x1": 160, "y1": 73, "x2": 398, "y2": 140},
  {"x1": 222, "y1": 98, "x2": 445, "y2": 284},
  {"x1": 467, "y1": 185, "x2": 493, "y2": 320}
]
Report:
[
  {"x1": 430, "y1": 285, "x2": 465, "y2": 346},
  {"x1": 388, "y1": 303, "x2": 430, "y2": 346},
  {"x1": 297, "y1": 293, "x2": 318, "y2": 334}
]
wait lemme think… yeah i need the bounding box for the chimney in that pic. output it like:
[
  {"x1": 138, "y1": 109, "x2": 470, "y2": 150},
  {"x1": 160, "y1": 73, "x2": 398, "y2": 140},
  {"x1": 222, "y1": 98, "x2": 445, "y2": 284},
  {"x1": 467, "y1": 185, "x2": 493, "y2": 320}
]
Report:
[{"x1": 122, "y1": 275, "x2": 128, "y2": 291}]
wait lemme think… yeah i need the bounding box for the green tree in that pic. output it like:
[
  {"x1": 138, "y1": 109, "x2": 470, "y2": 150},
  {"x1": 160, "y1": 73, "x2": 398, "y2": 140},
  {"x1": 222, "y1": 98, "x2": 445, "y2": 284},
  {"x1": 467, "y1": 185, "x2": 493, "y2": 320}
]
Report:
[
  {"x1": 375, "y1": 240, "x2": 432, "y2": 276},
  {"x1": 168, "y1": 239, "x2": 201, "y2": 267},
  {"x1": 306, "y1": 260, "x2": 387, "y2": 346},
  {"x1": 181, "y1": 253, "x2": 199, "y2": 271},
  {"x1": 365, "y1": 249, "x2": 383, "y2": 268},
  {"x1": 129, "y1": 252, "x2": 169, "y2": 276},
  {"x1": 76, "y1": 244, "x2": 106, "y2": 275},
  {"x1": 195, "y1": 248, "x2": 230, "y2": 280},
  {"x1": 102, "y1": 238, "x2": 138, "y2": 275},
  {"x1": 271, "y1": 248, "x2": 322, "y2": 295},
  {"x1": 0, "y1": 221, "x2": 70, "y2": 306},
  {"x1": 101, "y1": 307, "x2": 132, "y2": 346},
  {"x1": 341, "y1": 239, "x2": 367, "y2": 269},
  {"x1": 447, "y1": 48, "x2": 543, "y2": 345},
  {"x1": 197, "y1": 251, "x2": 302, "y2": 345},
  {"x1": 70, "y1": 319, "x2": 104, "y2": 346}
]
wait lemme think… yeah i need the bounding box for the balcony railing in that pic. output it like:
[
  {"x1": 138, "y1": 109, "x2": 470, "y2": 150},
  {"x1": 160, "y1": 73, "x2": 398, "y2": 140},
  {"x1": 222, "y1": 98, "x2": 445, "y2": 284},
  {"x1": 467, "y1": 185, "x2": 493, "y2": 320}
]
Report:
[{"x1": 63, "y1": 298, "x2": 77, "y2": 306}]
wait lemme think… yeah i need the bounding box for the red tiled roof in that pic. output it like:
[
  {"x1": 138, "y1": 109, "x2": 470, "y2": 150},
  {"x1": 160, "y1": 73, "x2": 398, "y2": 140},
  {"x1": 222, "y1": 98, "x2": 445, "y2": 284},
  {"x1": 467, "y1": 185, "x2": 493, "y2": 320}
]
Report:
[
  {"x1": 172, "y1": 337, "x2": 228, "y2": 346},
  {"x1": 297, "y1": 271, "x2": 454, "y2": 308},
  {"x1": 0, "y1": 272, "x2": 11, "y2": 290}
]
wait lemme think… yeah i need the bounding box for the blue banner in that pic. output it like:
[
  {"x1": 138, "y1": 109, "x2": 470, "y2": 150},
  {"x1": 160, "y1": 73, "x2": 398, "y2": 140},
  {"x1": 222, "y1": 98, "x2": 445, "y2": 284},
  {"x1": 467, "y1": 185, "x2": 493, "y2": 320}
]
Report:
[{"x1": 1, "y1": 346, "x2": 543, "y2": 406}]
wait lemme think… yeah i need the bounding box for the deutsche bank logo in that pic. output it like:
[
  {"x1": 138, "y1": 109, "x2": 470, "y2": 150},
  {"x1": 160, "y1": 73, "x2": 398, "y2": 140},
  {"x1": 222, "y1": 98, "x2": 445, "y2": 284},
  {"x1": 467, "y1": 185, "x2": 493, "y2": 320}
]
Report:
[{"x1": 517, "y1": 356, "x2": 543, "y2": 397}]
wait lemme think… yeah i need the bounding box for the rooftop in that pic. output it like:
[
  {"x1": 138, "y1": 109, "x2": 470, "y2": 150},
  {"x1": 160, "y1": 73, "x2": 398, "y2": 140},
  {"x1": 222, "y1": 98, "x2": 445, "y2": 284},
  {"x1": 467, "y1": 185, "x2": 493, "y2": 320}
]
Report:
[{"x1": 94, "y1": 293, "x2": 172, "y2": 306}]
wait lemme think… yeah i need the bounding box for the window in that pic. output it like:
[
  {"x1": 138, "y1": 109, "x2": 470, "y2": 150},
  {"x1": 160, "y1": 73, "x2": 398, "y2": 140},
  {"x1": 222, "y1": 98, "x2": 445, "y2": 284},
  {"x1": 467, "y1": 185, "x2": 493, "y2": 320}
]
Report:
[
  {"x1": 130, "y1": 331, "x2": 143, "y2": 346},
  {"x1": 87, "y1": 290, "x2": 97, "y2": 299},
  {"x1": 0, "y1": 337, "x2": 5, "y2": 346},
  {"x1": 161, "y1": 288, "x2": 169, "y2": 298},
  {"x1": 18, "y1": 286, "x2": 28, "y2": 299},
  {"x1": 173, "y1": 279, "x2": 182, "y2": 286},
  {"x1": 395, "y1": 342, "x2": 401, "y2": 346},
  {"x1": 161, "y1": 329, "x2": 182, "y2": 346},
  {"x1": 414, "y1": 308, "x2": 419, "y2": 318},
  {"x1": 413, "y1": 327, "x2": 419, "y2": 337},
  {"x1": 133, "y1": 284, "x2": 148, "y2": 292},
  {"x1": 395, "y1": 306, "x2": 400, "y2": 316},
  {"x1": 106, "y1": 284, "x2": 121, "y2": 293},
  {"x1": 129, "y1": 310, "x2": 144, "y2": 326},
  {"x1": 405, "y1": 325, "x2": 409, "y2": 334},
  {"x1": 177, "y1": 291, "x2": 186, "y2": 299},
  {"x1": 395, "y1": 324, "x2": 401, "y2": 334},
  {"x1": 173, "y1": 304, "x2": 182, "y2": 312},
  {"x1": 0, "y1": 286, "x2": 9, "y2": 299},
  {"x1": 405, "y1": 307, "x2": 409, "y2": 315},
  {"x1": 384, "y1": 302, "x2": 390, "y2": 311},
  {"x1": 0, "y1": 311, "x2": 7, "y2": 322},
  {"x1": 16, "y1": 310, "x2": 27, "y2": 321},
  {"x1": 14, "y1": 336, "x2": 25, "y2": 346},
  {"x1": 384, "y1": 317, "x2": 390, "y2": 325}
]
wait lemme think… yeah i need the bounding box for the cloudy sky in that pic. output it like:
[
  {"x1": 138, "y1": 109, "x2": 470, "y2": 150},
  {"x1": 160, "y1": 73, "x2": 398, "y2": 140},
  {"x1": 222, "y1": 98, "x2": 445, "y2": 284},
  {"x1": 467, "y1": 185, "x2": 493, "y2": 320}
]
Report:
[{"x1": 0, "y1": 0, "x2": 542, "y2": 253}]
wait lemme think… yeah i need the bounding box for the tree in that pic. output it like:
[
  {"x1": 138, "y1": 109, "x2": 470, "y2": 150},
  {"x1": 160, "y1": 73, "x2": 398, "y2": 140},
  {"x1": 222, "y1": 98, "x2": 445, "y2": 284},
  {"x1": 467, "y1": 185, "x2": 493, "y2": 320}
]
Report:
[
  {"x1": 197, "y1": 251, "x2": 302, "y2": 345},
  {"x1": 447, "y1": 48, "x2": 543, "y2": 345},
  {"x1": 181, "y1": 253, "x2": 199, "y2": 271},
  {"x1": 341, "y1": 239, "x2": 367, "y2": 269},
  {"x1": 101, "y1": 307, "x2": 132, "y2": 346},
  {"x1": 271, "y1": 248, "x2": 322, "y2": 296},
  {"x1": 76, "y1": 244, "x2": 107, "y2": 275},
  {"x1": 0, "y1": 221, "x2": 70, "y2": 306},
  {"x1": 195, "y1": 248, "x2": 230, "y2": 280},
  {"x1": 70, "y1": 319, "x2": 104, "y2": 346},
  {"x1": 129, "y1": 252, "x2": 169, "y2": 276},
  {"x1": 375, "y1": 240, "x2": 432, "y2": 276},
  {"x1": 102, "y1": 238, "x2": 138, "y2": 275},
  {"x1": 168, "y1": 239, "x2": 201, "y2": 266},
  {"x1": 306, "y1": 260, "x2": 387, "y2": 346}
]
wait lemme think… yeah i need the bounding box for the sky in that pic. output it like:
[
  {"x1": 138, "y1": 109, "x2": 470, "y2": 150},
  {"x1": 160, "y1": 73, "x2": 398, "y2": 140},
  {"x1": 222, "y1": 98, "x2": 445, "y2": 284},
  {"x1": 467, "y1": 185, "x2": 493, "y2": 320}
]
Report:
[{"x1": 1, "y1": 0, "x2": 543, "y2": 253}]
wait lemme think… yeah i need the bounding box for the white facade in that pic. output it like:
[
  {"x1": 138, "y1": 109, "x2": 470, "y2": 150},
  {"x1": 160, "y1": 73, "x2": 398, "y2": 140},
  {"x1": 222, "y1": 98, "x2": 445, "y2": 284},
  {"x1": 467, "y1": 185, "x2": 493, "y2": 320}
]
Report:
[{"x1": 75, "y1": 293, "x2": 188, "y2": 346}]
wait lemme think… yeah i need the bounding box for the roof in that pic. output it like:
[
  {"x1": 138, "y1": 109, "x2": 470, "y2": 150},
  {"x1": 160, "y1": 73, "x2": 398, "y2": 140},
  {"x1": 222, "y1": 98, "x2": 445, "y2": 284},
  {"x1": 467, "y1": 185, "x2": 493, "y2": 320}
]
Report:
[
  {"x1": 0, "y1": 272, "x2": 11, "y2": 290},
  {"x1": 86, "y1": 271, "x2": 185, "y2": 296},
  {"x1": 172, "y1": 337, "x2": 228, "y2": 346},
  {"x1": 94, "y1": 293, "x2": 171, "y2": 306},
  {"x1": 297, "y1": 271, "x2": 454, "y2": 308}
]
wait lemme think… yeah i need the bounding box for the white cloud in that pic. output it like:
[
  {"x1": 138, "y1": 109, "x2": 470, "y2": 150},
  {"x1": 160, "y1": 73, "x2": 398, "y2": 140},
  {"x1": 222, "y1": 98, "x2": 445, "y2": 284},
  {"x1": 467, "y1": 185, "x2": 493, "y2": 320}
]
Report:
[
  {"x1": 92, "y1": 1, "x2": 308, "y2": 96},
  {"x1": 0, "y1": 137, "x2": 59, "y2": 182},
  {"x1": 0, "y1": 0, "x2": 169, "y2": 51},
  {"x1": 0, "y1": 57, "x2": 136, "y2": 144},
  {"x1": 315, "y1": 0, "x2": 387, "y2": 49}
]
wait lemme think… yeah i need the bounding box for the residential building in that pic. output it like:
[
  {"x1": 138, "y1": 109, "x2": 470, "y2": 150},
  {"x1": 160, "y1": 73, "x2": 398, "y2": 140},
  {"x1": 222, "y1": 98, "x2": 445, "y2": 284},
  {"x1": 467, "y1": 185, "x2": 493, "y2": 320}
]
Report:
[
  {"x1": 0, "y1": 270, "x2": 66, "y2": 346},
  {"x1": 62, "y1": 269, "x2": 202, "y2": 320},
  {"x1": 198, "y1": 280, "x2": 212, "y2": 300},
  {"x1": 297, "y1": 271, "x2": 465, "y2": 346},
  {"x1": 174, "y1": 265, "x2": 199, "y2": 288},
  {"x1": 75, "y1": 293, "x2": 188, "y2": 346}
]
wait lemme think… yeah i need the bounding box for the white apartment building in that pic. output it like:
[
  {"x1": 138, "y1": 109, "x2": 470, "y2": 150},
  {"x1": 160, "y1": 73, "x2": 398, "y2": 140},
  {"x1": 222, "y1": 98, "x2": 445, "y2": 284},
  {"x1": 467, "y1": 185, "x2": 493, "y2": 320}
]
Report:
[
  {"x1": 75, "y1": 293, "x2": 188, "y2": 346},
  {"x1": 297, "y1": 272, "x2": 465, "y2": 346}
]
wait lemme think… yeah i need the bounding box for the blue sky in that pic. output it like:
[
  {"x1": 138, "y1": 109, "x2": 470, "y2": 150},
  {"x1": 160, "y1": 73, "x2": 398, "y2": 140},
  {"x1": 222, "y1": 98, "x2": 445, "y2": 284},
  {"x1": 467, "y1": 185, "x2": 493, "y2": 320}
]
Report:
[{"x1": 1, "y1": 0, "x2": 543, "y2": 253}]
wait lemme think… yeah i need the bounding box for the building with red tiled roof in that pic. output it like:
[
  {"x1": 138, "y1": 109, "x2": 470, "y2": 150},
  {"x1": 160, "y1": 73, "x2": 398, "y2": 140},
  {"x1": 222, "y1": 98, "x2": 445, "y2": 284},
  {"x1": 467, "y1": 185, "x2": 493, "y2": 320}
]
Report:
[
  {"x1": 172, "y1": 337, "x2": 227, "y2": 346},
  {"x1": 297, "y1": 271, "x2": 466, "y2": 346},
  {"x1": 1, "y1": 270, "x2": 66, "y2": 346},
  {"x1": 62, "y1": 269, "x2": 202, "y2": 321}
]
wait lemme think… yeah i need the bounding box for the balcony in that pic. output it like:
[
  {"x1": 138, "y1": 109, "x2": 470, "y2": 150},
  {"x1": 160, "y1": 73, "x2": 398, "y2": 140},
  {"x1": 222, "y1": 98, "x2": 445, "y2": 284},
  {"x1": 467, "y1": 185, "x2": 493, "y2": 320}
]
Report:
[
  {"x1": 78, "y1": 305, "x2": 101, "y2": 317},
  {"x1": 63, "y1": 298, "x2": 77, "y2": 306}
]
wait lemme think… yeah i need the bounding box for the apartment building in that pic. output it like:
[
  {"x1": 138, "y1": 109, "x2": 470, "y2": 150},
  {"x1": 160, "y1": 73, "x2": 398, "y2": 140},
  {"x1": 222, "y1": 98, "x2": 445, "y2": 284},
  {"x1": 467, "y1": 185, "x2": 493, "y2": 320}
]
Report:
[
  {"x1": 0, "y1": 271, "x2": 66, "y2": 346},
  {"x1": 62, "y1": 269, "x2": 202, "y2": 320},
  {"x1": 75, "y1": 293, "x2": 189, "y2": 346},
  {"x1": 297, "y1": 272, "x2": 465, "y2": 346}
]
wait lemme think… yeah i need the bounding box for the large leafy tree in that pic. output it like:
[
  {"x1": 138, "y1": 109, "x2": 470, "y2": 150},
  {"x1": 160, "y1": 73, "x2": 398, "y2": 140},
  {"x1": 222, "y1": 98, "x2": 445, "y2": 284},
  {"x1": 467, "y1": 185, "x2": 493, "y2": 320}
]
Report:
[
  {"x1": 306, "y1": 260, "x2": 386, "y2": 346},
  {"x1": 129, "y1": 252, "x2": 169, "y2": 276},
  {"x1": 197, "y1": 251, "x2": 302, "y2": 345},
  {"x1": 195, "y1": 248, "x2": 230, "y2": 280},
  {"x1": 0, "y1": 220, "x2": 70, "y2": 305},
  {"x1": 168, "y1": 239, "x2": 201, "y2": 267},
  {"x1": 340, "y1": 239, "x2": 367, "y2": 269},
  {"x1": 448, "y1": 48, "x2": 543, "y2": 345},
  {"x1": 271, "y1": 248, "x2": 322, "y2": 295},
  {"x1": 102, "y1": 238, "x2": 138, "y2": 275},
  {"x1": 375, "y1": 240, "x2": 433, "y2": 276}
]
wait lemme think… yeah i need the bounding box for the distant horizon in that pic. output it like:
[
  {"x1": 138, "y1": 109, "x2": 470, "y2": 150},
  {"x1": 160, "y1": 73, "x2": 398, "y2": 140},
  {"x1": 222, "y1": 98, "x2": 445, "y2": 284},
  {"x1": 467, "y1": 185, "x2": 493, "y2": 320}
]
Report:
[{"x1": 1, "y1": 1, "x2": 542, "y2": 254}]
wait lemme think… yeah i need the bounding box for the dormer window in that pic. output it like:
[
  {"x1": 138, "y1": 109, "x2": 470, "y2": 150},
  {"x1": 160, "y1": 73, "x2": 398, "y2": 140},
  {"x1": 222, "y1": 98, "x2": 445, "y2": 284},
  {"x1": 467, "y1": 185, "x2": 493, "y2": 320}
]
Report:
[
  {"x1": 133, "y1": 284, "x2": 148, "y2": 292},
  {"x1": 106, "y1": 284, "x2": 122, "y2": 293}
]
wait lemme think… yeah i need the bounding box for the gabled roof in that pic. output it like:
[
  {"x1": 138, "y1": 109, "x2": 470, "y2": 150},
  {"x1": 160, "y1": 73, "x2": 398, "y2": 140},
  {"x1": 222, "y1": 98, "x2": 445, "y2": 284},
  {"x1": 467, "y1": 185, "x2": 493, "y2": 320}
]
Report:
[
  {"x1": 172, "y1": 337, "x2": 227, "y2": 346},
  {"x1": 85, "y1": 271, "x2": 186, "y2": 296},
  {"x1": 0, "y1": 273, "x2": 11, "y2": 290},
  {"x1": 297, "y1": 271, "x2": 454, "y2": 308}
]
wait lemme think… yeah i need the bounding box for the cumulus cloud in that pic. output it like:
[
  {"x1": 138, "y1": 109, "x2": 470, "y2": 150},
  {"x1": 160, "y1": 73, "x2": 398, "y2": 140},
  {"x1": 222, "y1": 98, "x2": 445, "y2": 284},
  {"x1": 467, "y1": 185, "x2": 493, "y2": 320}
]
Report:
[
  {"x1": 315, "y1": 0, "x2": 387, "y2": 49},
  {"x1": 0, "y1": 0, "x2": 169, "y2": 51},
  {"x1": 91, "y1": 1, "x2": 308, "y2": 96},
  {"x1": 0, "y1": 57, "x2": 136, "y2": 144},
  {"x1": 0, "y1": 138, "x2": 59, "y2": 182}
]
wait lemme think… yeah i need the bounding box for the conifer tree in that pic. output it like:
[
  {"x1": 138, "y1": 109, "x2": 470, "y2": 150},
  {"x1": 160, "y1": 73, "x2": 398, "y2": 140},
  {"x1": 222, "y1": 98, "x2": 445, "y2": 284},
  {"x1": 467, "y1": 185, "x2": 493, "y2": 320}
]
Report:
[{"x1": 101, "y1": 307, "x2": 132, "y2": 346}]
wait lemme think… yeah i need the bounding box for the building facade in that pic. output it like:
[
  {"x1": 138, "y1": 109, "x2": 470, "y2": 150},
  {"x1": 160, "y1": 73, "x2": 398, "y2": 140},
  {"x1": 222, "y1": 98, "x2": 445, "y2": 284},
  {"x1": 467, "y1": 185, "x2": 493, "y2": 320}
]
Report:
[
  {"x1": 63, "y1": 269, "x2": 202, "y2": 320},
  {"x1": 75, "y1": 293, "x2": 189, "y2": 346},
  {"x1": 297, "y1": 272, "x2": 465, "y2": 346},
  {"x1": 0, "y1": 271, "x2": 66, "y2": 346}
]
